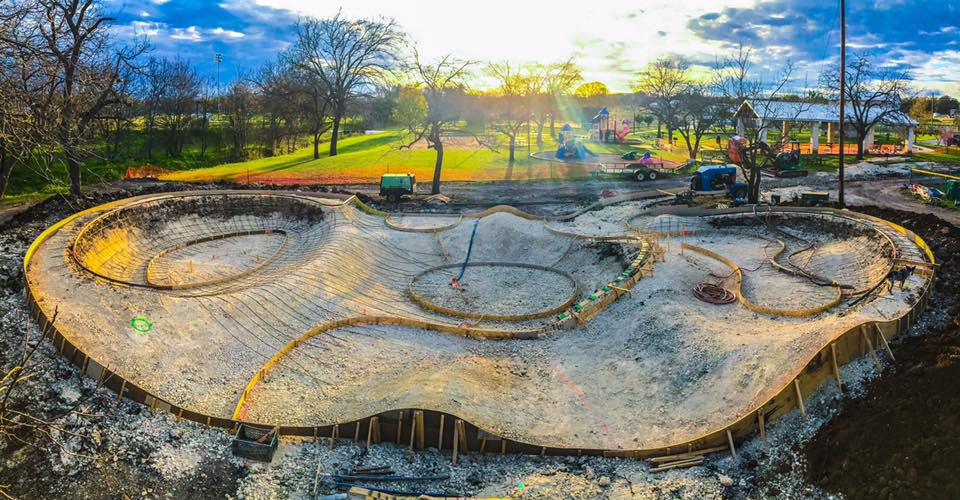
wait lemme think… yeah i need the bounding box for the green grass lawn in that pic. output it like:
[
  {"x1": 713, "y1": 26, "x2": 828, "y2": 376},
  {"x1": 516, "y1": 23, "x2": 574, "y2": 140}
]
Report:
[
  {"x1": 161, "y1": 130, "x2": 694, "y2": 186},
  {"x1": 913, "y1": 149, "x2": 960, "y2": 163}
]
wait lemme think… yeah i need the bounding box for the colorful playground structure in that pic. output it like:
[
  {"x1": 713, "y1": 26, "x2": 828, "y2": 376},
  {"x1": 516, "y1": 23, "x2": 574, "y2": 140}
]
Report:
[
  {"x1": 589, "y1": 107, "x2": 631, "y2": 143},
  {"x1": 556, "y1": 124, "x2": 598, "y2": 160}
]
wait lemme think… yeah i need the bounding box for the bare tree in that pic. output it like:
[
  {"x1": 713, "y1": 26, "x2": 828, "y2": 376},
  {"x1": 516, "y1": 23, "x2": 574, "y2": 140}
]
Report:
[
  {"x1": 634, "y1": 56, "x2": 690, "y2": 142},
  {"x1": 277, "y1": 47, "x2": 332, "y2": 160},
  {"x1": 137, "y1": 57, "x2": 170, "y2": 159},
  {"x1": 160, "y1": 59, "x2": 200, "y2": 157},
  {"x1": 398, "y1": 51, "x2": 485, "y2": 195},
  {"x1": 290, "y1": 10, "x2": 402, "y2": 157},
  {"x1": 521, "y1": 59, "x2": 583, "y2": 144},
  {"x1": 674, "y1": 84, "x2": 724, "y2": 160},
  {"x1": 252, "y1": 60, "x2": 303, "y2": 157},
  {"x1": 487, "y1": 62, "x2": 533, "y2": 162},
  {"x1": 0, "y1": 3, "x2": 41, "y2": 198},
  {"x1": 1, "y1": 0, "x2": 146, "y2": 197},
  {"x1": 224, "y1": 81, "x2": 254, "y2": 161},
  {"x1": 821, "y1": 54, "x2": 913, "y2": 159},
  {"x1": 715, "y1": 48, "x2": 806, "y2": 204}
]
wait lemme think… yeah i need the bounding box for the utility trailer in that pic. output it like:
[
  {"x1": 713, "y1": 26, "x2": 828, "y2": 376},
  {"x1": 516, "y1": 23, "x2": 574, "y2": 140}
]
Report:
[{"x1": 593, "y1": 161, "x2": 672, "y2": 182}]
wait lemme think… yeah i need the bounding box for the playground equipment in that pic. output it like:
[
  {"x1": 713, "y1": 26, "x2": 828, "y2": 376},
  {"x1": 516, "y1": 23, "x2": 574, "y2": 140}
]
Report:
[
  {"x1": 556, "y1": 127, "x2": 597, "y2": 160},
  {"x1": 380, "y1": 174, "x2": 416, "y2": 203},
  {"x1": 616, "y1": 120, "x2": 630, "y2": 142},
  {"x1": 589, "y1": 108, "x2": 631, "y2": 143}
]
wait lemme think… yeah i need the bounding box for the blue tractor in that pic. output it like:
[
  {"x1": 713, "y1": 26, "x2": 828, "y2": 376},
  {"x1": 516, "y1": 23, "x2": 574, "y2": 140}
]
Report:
[{"x1": 689, "y1": 165, "x2": 749, "y2": 204}]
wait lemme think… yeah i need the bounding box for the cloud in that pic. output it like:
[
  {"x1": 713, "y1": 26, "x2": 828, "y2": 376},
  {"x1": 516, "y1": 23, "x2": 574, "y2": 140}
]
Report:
[
  {"x1": 688, "y1": 0, "x2": 960, "y2": 90},
  {"x1": 170, "y1": 26, "x2": 202, "y2": 42},
  {"x1": 210, "y1": 27, "x2": 246, "y2": 40}
]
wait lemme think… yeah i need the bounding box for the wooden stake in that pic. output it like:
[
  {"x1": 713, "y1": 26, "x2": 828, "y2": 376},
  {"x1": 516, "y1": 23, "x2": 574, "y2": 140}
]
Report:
[
  {"x1": 366, "y1": 418, "x2": 374, "y2": 448},
  {"x1": 407, "y1": 418, "x2": 416, "y2": 461},
  {"x1": 793, "y1": 379, "x2": 807, "y2": 419},
  {"x1": 415, "y1": 411, "x2": 425, "y2": 450},
  {"x1": 757, "y1": 409, "x2": 766, "y2": 443},
  {"x1": 396, "y1": 411, "x2": 404, "y2": 445},
  {"x1": 726, "y1": 429, "x2": 737, "y2": 459},
  {"x1": 479, "y1": 436, "x2": 488, "y2": 454},
  {"x1": 330, "y1": 424, "x2": 338, "y2": 450},
  {"x1": 501, "y1": 439, "x2": 507, "y2": 455},
  {"x1": 438, "y1": 415, "x2": 445, "y2": 451},
  {"x1": 874, "y1": 323, "x2": 895, "y2": 361},
  {"x1": 457, "y1": 419, "x2": 468, "y2": 453},
  {"x1": 861, "y1": 326, "x2": 882, "y2": 369},
  {"x1": 313, "y1": 427, "x2": 318, "y2": 442},
  {"x1": 117, "y1": 380, "x2": 127, "y2": 401},
  {"x1": 830, "y1": 342, "x2": 843, "y2": 394},
  {"x1": 354, "y1": 421, "x2": 361, "y2": 442},
  {"x1": 452, "y1": 420, "x2": 460, "y2": 465}
]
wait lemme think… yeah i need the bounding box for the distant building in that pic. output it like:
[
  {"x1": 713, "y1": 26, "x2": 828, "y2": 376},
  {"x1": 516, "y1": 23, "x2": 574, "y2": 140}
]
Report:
[{"x1": 735, "y1": 100, "x2": 918, "y2": 154}]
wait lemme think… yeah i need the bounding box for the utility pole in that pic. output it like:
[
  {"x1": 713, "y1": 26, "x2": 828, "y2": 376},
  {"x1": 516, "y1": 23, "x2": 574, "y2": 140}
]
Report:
[
  {"x1": 215, "y1": 53, "x2": 223, "y2": 114},
  {"x1": 838, "y1": 0, "x2": 846, "y2": 208}
]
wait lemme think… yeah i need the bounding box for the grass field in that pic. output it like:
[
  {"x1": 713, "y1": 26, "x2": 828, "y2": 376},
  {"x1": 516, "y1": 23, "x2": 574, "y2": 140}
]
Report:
[{"x1": 159, "y1": 130, "x2": 692, "y2": 186}]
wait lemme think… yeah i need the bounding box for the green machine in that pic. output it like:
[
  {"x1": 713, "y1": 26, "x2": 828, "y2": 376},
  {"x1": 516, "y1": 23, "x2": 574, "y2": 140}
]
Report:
[
  {"x1": 380, "y1": 174, "x2": 416, "y2": 202},
  {"x1": 946, "y1": 180, "x2": 960, "y2": 203},
  {"x1": 772, "y1": 142, "x2": 807, "y2": 178}
]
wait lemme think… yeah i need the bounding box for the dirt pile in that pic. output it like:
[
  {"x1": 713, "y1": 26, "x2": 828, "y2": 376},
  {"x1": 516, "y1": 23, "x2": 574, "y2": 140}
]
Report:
[{"x1": 805, "y1": 206, "x2": 960, "y2": 500}]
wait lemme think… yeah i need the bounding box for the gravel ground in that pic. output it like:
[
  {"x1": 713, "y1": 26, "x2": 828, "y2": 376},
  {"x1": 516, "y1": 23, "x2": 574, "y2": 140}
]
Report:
[{"x1": 411, "y1": 264, "x2": 577, "y2": 317}]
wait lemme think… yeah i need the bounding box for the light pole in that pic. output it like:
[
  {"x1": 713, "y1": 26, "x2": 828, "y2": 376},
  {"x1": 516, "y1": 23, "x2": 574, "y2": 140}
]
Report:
[{"x1": 215, "y1": 53, "x2": 223, "y2": 115}]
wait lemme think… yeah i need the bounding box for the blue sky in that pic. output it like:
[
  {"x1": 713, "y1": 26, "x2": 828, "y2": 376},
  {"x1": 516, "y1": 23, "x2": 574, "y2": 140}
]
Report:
[{"x1": 108, "y1": 0, "x2": 960, "y2": 94}]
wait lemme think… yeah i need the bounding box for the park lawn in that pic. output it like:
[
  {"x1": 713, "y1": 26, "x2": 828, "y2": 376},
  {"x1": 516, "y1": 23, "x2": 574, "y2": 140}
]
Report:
[
  {"x1": 913, "y1": 149, "x2": 960, "y2": 163},
  {"x1": 160, "y1": 131, "x2": 632, "y2": 185}
]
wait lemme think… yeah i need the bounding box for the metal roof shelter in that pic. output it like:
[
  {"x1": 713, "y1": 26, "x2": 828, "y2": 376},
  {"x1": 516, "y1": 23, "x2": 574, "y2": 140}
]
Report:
[{"x1": 735, "y1": 100, "x2": 918, "y2": 154}]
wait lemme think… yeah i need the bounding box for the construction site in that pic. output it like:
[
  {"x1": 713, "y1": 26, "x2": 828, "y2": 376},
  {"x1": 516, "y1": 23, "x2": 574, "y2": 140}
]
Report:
[{"x1": 21, "y1": 189, "x2": 936, "y2": 471}]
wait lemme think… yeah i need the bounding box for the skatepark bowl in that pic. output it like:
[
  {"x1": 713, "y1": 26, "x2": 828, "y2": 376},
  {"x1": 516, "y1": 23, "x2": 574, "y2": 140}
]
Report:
[{"x1": 24, "y1": 191, "x2": 935, "y2": 461}]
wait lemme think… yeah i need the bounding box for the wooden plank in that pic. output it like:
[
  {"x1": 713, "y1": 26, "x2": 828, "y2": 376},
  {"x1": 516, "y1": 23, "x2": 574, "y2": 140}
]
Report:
[
  {"x1": 649, "y1": 445, "x2": 728, "y2": 463},
  {"x1": 651, "y1": 457, "x2": 704, "y2": 472}
]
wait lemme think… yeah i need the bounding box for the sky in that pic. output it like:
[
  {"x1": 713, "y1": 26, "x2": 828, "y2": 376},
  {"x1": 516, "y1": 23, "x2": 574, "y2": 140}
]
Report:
[{"x1": 108, "y1": 0, "x2": 960, "y2": 94}]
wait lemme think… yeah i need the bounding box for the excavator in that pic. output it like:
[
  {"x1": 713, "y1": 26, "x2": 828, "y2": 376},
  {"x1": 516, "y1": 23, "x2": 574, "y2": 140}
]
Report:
[{"x1": 727, "y1": 136, "x2": 807, "y2": 178}]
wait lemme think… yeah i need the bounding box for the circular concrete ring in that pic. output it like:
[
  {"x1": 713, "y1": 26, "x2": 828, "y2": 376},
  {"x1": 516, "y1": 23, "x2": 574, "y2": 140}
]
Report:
[
  {"x1": 408, "y1": 262, "x2": 580, "y2": 321},
  {"x1": 144, "y1": 229, "x2": 289, "y2": 290},
  {"x1": 385, "y1": 213, "x2": 462, "y2": 233}
]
